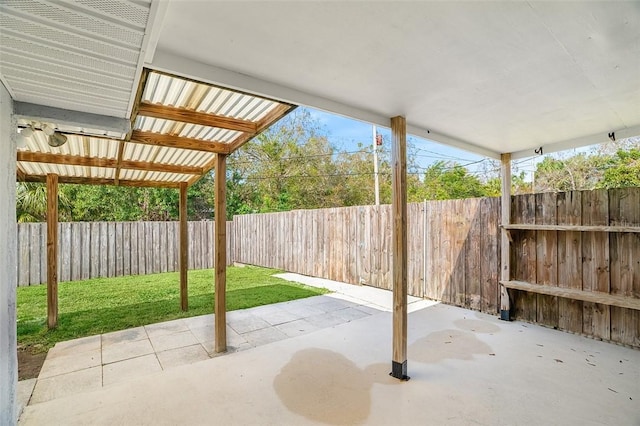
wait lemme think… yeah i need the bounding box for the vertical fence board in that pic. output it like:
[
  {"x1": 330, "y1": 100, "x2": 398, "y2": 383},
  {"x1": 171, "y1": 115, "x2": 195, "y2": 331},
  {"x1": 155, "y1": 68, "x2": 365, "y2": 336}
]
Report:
[
  {"x1": 464, "y1": 199, "x2": 481, "y2": 309},
  {"x1": 512, "y1": 194, "x2": 537, "y2": 322},
  {"x1": 535, "y1": 192, "x2": 559, "y2": 328},
  {"x1": 28, "y1": 223, "x2": 41, "y2": 285},
  {"x1": 582, "y1": 189, "x2": 610, "y2": 340},
  {"x1": 557, "y1": 191, "x2": 583, "y2": 333},
  {"x1": 609, "y1": 188, "x2": 640, "y2": 347},
  {"x1": 115, "y1": 222, "x2": 123, "y2": 277},
  {"x1": 130, "y1": 222, "x2": 138, "y2": 275},
  {"x1": 59, "y1": 223, "x2": 71, "y2": 282},
  {"x1": 122, "y1": 222, "x2": 131, "y2": 276}
]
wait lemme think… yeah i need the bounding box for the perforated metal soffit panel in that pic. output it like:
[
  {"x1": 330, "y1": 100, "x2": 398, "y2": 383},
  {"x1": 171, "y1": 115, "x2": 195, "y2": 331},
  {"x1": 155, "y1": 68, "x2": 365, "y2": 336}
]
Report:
[{"x1": 0, "y1": 0, "x2": 151, "y2": 118}]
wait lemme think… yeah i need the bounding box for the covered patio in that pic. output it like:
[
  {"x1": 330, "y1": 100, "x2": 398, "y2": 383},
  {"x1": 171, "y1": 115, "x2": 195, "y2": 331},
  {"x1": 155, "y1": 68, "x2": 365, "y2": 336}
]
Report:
[{"x1": 1, "y1": 1, "x2": 639, "y2": 424}]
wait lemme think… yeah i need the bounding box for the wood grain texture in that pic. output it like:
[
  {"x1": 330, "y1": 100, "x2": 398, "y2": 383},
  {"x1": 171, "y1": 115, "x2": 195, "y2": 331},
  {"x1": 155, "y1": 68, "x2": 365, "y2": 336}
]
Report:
[
  {"x1": 138, "y1": 103, "x2": 257, "y2": 133},
  {"x1": 131, "y1": 130, "x2": 231, "y2": 154},
  {"x1": 46, "y1": 174, "x2": 58, "y2": 329},
  {"x1": 214, "y1": 154, "x2": 227, "y2": 353},
  {"x1": 535, "y1": 192, "x2": 559, "y2": 328},
  {"x1": 500, "y1": 153, "x2": 511, "y2": 314},
  {"x1": 581, "y1": 189, "x2": 610, "y2": 339},
  {"x1": 557, "y1": 191, "x2": 583, "y2": 333},
  {"x1": 180, "y1": 182, "x2": 188, "y2": 311},
  {"x1": 391, "y1": 115, "x2": 407, "y2": 365}
]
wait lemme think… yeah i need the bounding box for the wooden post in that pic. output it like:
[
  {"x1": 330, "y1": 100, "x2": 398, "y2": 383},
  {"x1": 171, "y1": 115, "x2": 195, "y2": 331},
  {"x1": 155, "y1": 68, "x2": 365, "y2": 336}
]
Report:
[
  {"x1": 47, "y1": 174, "x2": 58, "y2": 329},
  {"x1": 214, "y1": 154, "x2": 227, "y2": 353},
  {"x1": 179, "y1": 182, "x2": 188, "y2": 311},
  {"x1": 500, "y1": 153, "x2": 512, "y2": 320},
  {"x1": 390, "y1": 116, "x2": 409, "y2": 380}
]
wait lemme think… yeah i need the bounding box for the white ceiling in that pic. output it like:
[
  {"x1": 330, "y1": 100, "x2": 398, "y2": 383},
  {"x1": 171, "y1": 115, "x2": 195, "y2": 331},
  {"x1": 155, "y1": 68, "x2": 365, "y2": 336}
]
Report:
[
  {"x1": 0, "y1": 0, "x2": 155, "y2": 119},
  {"x1": 151, "y1": 1, "x2": 640, "y2": 158}
]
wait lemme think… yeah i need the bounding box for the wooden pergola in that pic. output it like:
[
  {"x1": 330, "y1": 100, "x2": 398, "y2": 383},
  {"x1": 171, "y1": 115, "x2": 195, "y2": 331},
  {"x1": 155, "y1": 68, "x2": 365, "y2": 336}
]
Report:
[{"x1": 16, "y1": 69, "x2": 295, "y2": 352}]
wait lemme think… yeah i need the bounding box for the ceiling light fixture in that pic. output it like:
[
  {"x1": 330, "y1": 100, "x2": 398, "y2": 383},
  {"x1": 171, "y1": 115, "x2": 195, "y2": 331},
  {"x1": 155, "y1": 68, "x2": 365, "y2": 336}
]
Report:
[
  {"x1": 41, "y1": 124, "x2": 68, "y2": 147},
  {"x1": 47, "y1": 131, "x2": 68, "y2": 147}
]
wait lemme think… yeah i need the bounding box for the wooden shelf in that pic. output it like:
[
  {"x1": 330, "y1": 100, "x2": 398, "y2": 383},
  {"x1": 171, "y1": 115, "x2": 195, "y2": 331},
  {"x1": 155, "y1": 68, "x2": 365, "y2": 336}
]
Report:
[
  {"x1": 502, "y1": 224, "x2": 640, "y2": 233},
  {"x1": 500, "y1": 280, "x2": 640, "y2": 311}
]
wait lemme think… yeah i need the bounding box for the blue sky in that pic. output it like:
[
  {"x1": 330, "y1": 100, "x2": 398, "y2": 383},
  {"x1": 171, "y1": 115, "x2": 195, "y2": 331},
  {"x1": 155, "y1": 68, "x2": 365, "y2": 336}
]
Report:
[{"x1": 304, "y1": 107, "x2": 496, "y2": 178}]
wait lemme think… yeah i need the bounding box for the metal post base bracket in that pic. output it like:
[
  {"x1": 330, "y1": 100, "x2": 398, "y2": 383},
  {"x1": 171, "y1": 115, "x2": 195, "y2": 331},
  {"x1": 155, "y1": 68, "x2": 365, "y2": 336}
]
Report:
[
  {"x1": 500, "y1": 309, "x2": 511, "y2": 321},
  {"x1": 389, "y1": 360, "x2": 410, "y2": 381}
]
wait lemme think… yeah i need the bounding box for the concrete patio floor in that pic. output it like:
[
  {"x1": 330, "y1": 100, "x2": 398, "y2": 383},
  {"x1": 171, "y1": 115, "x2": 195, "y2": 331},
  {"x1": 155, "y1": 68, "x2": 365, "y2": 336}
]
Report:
[{"x1": 18, "y1": 276, "x2": 640, "y2": 425}]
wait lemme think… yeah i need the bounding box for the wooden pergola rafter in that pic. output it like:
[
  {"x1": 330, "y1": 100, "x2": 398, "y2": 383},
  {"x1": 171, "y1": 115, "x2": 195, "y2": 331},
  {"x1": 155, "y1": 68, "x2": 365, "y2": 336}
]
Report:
[{"x1": 15, "y1": 69, "x2": 295, "y2": 332}]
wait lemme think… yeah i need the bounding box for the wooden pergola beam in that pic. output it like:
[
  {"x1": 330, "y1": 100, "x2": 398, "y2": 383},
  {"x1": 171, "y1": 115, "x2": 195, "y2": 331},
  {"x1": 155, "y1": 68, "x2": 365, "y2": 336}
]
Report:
[
  {"x1": 187, "y1": 104, "x2": 296, "y2": 186},
  {"x1": 214, "y1": 153, "x2": 227, "y2": 353},
  {"x1": 138, "y1": 103, "x2": 257, "y2": 133},
  {"x1": 390, "y1": 115, "x2": 409, "y2": 381},
  {"x1": 20, "y1": 174, "x2": 182, "y2": 188},
  {"x1": 500, "y1": 153, "x2": 512, "y2": 320},
  {"x1": 46, "y1": 173, "x2": 58, "y2": 329},
  {"x1": 131, "y1": 130, "x2": 232, "y2": 154},
  {"x1": 228, "y1": 104, "x2": 295, "y2": 153},
  {"x1": 179, "y1": 182, "x2": 188, "y2": 311},
  {"x1": 18, "y1": 152, "x2": 203, "y2": 175}
]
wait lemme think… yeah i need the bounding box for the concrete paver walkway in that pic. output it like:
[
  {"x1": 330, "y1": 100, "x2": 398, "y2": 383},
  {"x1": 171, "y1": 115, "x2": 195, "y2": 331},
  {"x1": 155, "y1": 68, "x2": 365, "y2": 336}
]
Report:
[{"x1": 22, "y1": 273, "x2": 427, "y2": 408}]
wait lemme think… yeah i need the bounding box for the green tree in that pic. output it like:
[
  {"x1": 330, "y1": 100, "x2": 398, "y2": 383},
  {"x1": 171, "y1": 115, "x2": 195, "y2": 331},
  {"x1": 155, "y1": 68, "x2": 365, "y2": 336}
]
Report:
[
  {"x1": 598, "y1": 148, "x2": 640, "y2": 189},
  {"x1": 415, "y1": 161, "x2": 487, "y2": 200}
]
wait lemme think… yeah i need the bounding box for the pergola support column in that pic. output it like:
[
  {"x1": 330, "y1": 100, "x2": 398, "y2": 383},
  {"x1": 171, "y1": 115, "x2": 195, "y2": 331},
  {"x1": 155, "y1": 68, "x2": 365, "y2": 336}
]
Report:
[
  {"x1": 214, "y1": 154, "x2": 227, "y2": 353},
  {"x1": 179, "y1": 182, "x2": 188, "y2": 311},
  {"x1": 390, "y1": 116, "x2": 409, "y2": 381},
  {"x1": 500, "y1": 153, "x2": 512, "y2": 320},
  {"x1": 47, "y1": 173, "x2": 58, "y2": 329}
]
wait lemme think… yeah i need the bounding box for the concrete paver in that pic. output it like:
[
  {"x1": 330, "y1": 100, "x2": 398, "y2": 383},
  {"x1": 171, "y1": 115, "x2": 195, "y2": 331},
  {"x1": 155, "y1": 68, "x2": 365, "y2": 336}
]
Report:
[
  {"x1": 156, "y1": 345, "x2": 210, "y2": 370},
  {"x1": 102, "y1": 338, "x2": 154, "y2": 364},
  {"x1": 102, "y1": 354, "x2": 162, "y2": 387},
  {"x1": 30, "y1": 366, "x2": 102, "y2": 404},
  {"x1": 20, "y1": 275, "x2": 394, "y2": 413}
]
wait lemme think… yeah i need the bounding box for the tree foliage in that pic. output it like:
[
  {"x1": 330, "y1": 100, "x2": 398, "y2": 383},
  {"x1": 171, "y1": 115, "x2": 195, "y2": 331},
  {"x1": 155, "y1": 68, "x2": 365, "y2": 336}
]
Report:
[{"x1": 15, "y1": 114, "x2": 640, "y2": 222}]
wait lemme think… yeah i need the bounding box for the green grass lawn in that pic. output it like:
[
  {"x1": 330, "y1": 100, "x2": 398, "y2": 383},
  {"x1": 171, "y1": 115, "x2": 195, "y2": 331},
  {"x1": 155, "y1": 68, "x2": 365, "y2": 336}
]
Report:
[{"x1": 17, "y1": 266, "x2": 327, "y2": 352}]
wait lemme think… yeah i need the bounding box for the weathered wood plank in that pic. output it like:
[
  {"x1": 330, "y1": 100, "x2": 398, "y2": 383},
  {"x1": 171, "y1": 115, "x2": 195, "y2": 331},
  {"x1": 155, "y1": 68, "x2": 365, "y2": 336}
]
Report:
[
  {"x1": 609, "y1": 187, "x2": 640, "y2": 347},
  {"x1": 512, "y1": 193, "x2": 537, "y2": 322},
  {"x1": 557, "y1": 191, "x2": 583, "y2": 334},
  {"x1": 214, "y1": 154, "x2": 228, "y2": 353},
  {"x1": 17, "y1": 224, "x2": 29, "y2": 286},
  {"x1": 115, "y1": 222, "x2": 123, "y2": 277},
  {"x1": 581, "y1": 189, "x2": 610, "y2": 340},
  {"x1": 28, "y1": 223, "x2": 40, "y2": 285},
  {"x1": 107, "y1": 222, "x2": 116, "y2": 277},
  {"x1": 80, "y1": 222, "x2": 91, "y2": 280},
  {"x1": 122, "y1": 222, "x2": 131, "y2": 276},
  {"x1": 179, "y1": 182, "x2": 188, "y2": 311},
  {"x1": 59, "y1": 222, "x2": 71, "y2": 283},
  {"x1": 465, "y1": 198, "x2": 481, "y2": 310},
  {"x1": 535, "y1": 192, "x2": 559, "y2": 328},
  {"x1": 47, "y1": 174, "x2": 58, "y2": 328},
  {"x1": 480, "y1": 197, "x2": 499, "y2": 313},
  {"x1": 501, "y1": 280, "x2": 640, "y2": 310},
  {"x1": 390, "y1": 115, "x2": 408, "y2": 379}
]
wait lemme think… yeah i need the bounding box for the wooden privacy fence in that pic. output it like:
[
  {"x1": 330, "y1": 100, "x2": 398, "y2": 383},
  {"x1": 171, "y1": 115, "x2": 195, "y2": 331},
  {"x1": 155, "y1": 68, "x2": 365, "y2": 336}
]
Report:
[
  {"x1": 233, "y1": 198, "x2": 502, "y2": 313},
  {"x1": 233, "y1": 189, "x2": 639, "y2": 349},
  {"x1": 16, "y1": 188, "x2": 639, "y2": 348},
  {"x1": 16, "y1": 221, "x2": 233, "y2": 286}
]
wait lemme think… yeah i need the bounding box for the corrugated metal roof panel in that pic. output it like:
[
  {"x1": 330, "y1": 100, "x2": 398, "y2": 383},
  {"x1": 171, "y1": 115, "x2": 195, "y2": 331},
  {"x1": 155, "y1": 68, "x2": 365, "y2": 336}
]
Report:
[{"x1": 142, "y1": 71, "x2": 283, "y2": 123}]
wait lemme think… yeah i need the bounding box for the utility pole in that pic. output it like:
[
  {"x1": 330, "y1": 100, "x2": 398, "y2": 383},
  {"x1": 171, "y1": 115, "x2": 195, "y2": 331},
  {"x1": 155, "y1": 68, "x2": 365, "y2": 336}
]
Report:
[{"x1": 373, "y1": 125, "x2": 380, "y2": 205}]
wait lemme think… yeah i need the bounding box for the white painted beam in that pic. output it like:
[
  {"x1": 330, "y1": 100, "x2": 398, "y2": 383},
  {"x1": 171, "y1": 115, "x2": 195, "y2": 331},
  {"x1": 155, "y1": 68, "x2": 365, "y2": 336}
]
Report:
[
  {"x1": 148, "y1": 49, "x2": 501, "y2": 159},
  {"x1": 511, "y1": 124, "x2": 640, "y2": 159},
  {"x1": 13, "y1": 102, "x2": 130, "y2": 136}
]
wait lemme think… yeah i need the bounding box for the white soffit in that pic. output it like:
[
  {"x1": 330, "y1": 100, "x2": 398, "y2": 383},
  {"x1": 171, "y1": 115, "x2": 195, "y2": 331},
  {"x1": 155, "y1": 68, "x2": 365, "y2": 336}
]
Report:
[
  {"x1": 0, "y1": 0, "x2": 155, "y2": 119},
  {"x1": 152, "y1": 1, "x2": 640, "y2": 157}
]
